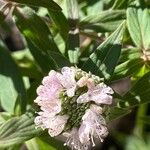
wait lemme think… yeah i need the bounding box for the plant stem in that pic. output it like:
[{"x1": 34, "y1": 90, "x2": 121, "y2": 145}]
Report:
[{"x1": 134, "y1": 104, "x2": 148, "y2": 137}]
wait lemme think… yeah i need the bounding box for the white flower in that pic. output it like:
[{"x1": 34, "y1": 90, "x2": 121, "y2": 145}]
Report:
[
  {"x1": 79, "y1": 105, "x2": 108, "y2": 146},
  {"x1": 77, "y1": 82, "x2": 114, "y2": 105},
  {"x1": 64, "y1": 128, "x2": 90, "y2": 150},
  {"x1": 57, "y1": 67, "x2": 77, "y2": 97},
  {"x1": 34, "y1": 67, "x2": 113, "y2": 150}
]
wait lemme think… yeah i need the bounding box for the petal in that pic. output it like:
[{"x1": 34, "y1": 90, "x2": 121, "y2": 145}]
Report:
[
  {"x1": 90, "y1": 104, "x2": 103, "y2": 114},
  {"x1": 61, "y1": 67, "x2": 76, "y2": 87},
  {"x1": 90, "y1": 93, "x2": 113, "y2": 105},
  {"x1": 80, "y1": 106, "x2": 108, "y2": 143},
  {"x1": 77, "y1": 76, "x2": 88, "y2": 87},
  {"x1": 57, "y1": 67, "x2": 77, "y2": 97},
  {"x1": 95, "y1": 125, "x2": 108, "y2": 139},
  {"x1": 36, "y1": 81, "x2": 61, "y2": 100},
  {"x1": 77, "y1": 77, "x2": 95, "y2": 89},
  {"x1": 97, "y1": 83, "x2": 114, "y2": 94},
  {"x1": 39, "y1": 100, "x2": 61, "y2": 114},
  {"x1": 66, "y1": 86, "x2": 76, "y2": 97},
  {"x1": 64, "y1": 128, "x2": 90, "y2": 150},
  {"x1": 77, "y1": 93, "x2": 90, "y2": 103},
  {"x1": 47, "y1": 115, "x2": 69, "y2": 137},
  {"x1": 78, "y1": 123, "x2": 90, "y2": 144},
  {"x1": 34, "y1": 115, "x2": 47, "y2": 130}
]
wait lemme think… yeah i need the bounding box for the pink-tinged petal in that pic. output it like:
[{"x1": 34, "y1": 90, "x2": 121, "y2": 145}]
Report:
[
  {"x1": 36, "y1": 70, "x2": 62, "y2": 101},
  {"x1": 36, "y1": 78, "x2": 62, "y2": 100},
  {"x1": 79, "y1": 107, "x2": 108, "y2": 146},
  {"x1": 39, "y1": 100, "x2": 61, "y2": 114},
  {"x1": 90, "y1": 104, "x2": 103, "y2": 114},
  {"x1": 36, "y1": 85, "x2": 52, "y2": 99},
  {"x1": 77, "y1": 82, "x2": 113, "y2": 105},
  {"x1": 78, "y1": 123, "x2": 90, "y2": 144},
  {"x1": 66, "y1": 86, "x2": 76, "y2": 97},
  {"x1": 89, "y1": 93, "x2": 113, "y2": 105},
  {"x1": 77, "y1": 93, "x2": 90, "y2": 103},
  {"x1": 97, "y1": 83, "x2": 114, "y2": 94},
  {"x1": 77, "y1": 77, "x2": 88, "y2": 87},
  {"x1": 47, "y1": 115, "x2": 69, "y2": 137},
  {"x1": 87, "y1": 78, "x2": 95, "y2": 89},
  {"x1": 35, "y1": 112, "x2": 68, "y2": 137},
  {"x1": 57, "y1": 67, "x2": 77, "y2": 97},
  {"x1": 77, "y1": 77, "x2": 95, "y2": 89},
  {"x1": 64, "y1": 128, "x2": 90, "y2": 150},
  {"x1": 34, "y1": 115, "x2": 47, "y2": 130}
]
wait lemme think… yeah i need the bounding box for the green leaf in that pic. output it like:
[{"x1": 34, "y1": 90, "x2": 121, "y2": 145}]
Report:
[
  {"x1": 0, "y1": 112, "x2": 42, "y2": 148},
  {"x1": 39, "y1": 135, "x2": 69, "y2": 150},
  {"x1": 85, "y1": 0, "x2": 104, "y2": 15},
  {"x1": 47, "y1": 51, "x2": 71, "y2": 68},
  {"x1": 26, "y1": 38, "x2": 57, "y2": 73},
  {"x1": 12, "y1": 49, "x2": 42, "y2": 79},
  {"x1": 48, "y1": 10, "x2": 69, "y2": 40},
  {"x1": 106, "y1": 106, "x2": 131, "y2": 122},
  {"x1": 119, "y1": 48, "x2": 141, "y2": 62},
  {"x1": 125, "y1": 136, "x2": 150, "y2": 150},
  {"x1": 14, "y1": 7, "x2": 61, "y2": 72},
  {"x1": 82, "y1": 21, "x2": 126, "y2": 79},
  {"x1": 26, "y1": 138, "x2": 57, "y2": 150},
  {"x1": 80, "y1": 10, "x2": 126, "y2": 32},
  {"x1": 9, "y1": 0, "x2": 61, "y2": 11},
  {"x1": 112, "y1": 47, "x2": 150, "y2": 80},
  {"x1": 0, "y1": 112, "x2": 12, "y2": 125},
  {"x1": 120, "y1": 71, "x2": 150, "y2": 107},
  {"x1": 0, "y1": 41, "x2": 26, "y2": 114},
  {"x1": 112, "y1": 0, "x2": 133, "y2": 9},
  {"x1": 80, "y1": 20, "x2": 124, "y2": 33},
  {"x1": 127, "y1": 8, "x2": 150, "y2": 49},
  {"x1": 14, "y1": 7, "x2": 59, "y2": 53},
  {"x1": 112, "y1": 58, "x2": 144, "y2": 80},
  {"x1": 66, "y1": 0, "x2": 80, "y2": 64}
]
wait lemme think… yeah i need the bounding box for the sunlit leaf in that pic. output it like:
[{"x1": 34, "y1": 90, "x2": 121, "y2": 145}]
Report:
[
  {"x1": 82, "y1": 21, "x2": 126, "y2": 79},
  {"x1": 0, "y1": 112, "x2": 42, "y2": 148},
  {"x1": 127, "y1": 8, "x2": 150, "y2": 49},
  {"x1": 0, "y1": 41, "x2": 26, "y2": 114},
  {"x1": 66, "y1": 0, "x2": 80, "y2": 64},
  {"x1": 80, "y1": 10, "x2": 125, "y2": 32},
  {"x1": 14, "y1": 7, "x2": 59, "y2": 53}
]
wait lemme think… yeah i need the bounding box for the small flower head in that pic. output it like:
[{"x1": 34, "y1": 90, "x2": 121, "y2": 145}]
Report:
[{"x1": 34, "y1": 67, "x2": 114, "y2": 150}]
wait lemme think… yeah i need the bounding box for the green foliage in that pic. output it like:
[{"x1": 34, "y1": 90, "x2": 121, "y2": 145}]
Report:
[
  {"x1": 9, "y1": 0, "x2": 61, "y2": 11},
  {"x1": 0, "y1": 112, "x2": 42, "y2": 148},
  {"x1": 0, "y1": 42, "x2": 26, "y2": 114},
  {"x1": 0, "y1": 0, "x2": 150, "y2": 149},
  {"x1": 127, "y1": 7, "x2": 150, "y2": 49},
  {"x1": 82, "y1": 21, "x2": 126, "y2": 79}
]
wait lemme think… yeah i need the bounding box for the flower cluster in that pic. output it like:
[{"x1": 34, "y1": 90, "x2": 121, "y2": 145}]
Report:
[{"x1": 34, "y1": 67, "x2": 114, "y2": 150}]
